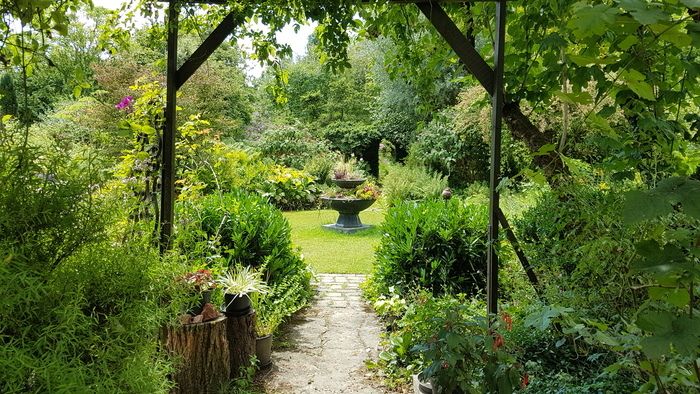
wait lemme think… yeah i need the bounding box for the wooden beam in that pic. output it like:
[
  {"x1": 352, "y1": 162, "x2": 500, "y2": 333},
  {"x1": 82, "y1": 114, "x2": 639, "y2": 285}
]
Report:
[
  {"x1": 486, "y1": 0, "x2": 506, "y2": 317},
  {"x1": 416, "y1": 1, "x2": 495, "y2": 96},
  {"x1": 497, "y1": 208, "x2": 541, "y2": 295},
  {"x1": 176, "y1": 11, "x2": 241, "y2": 89},
  {"x1": 160, "y1": 2, "x2": 179, "y2": 253}
]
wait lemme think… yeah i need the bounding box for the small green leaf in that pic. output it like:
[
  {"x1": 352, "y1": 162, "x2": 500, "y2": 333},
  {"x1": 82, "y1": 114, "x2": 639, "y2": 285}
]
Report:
[{"x1": 618, "y1": 35, "x2": 639, "y2": 50}]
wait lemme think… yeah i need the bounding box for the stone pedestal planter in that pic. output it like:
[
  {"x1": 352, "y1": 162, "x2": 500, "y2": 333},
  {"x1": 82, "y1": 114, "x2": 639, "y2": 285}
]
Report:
[{"x1": 322, "y1": 178, "x2": 375, "y2": 233}]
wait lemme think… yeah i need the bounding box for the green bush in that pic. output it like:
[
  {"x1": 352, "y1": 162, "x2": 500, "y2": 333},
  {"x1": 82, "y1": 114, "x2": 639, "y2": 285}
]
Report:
[
  {"x1": 0, "y1": 241, "x2": 184, "y2": 393},
  {"x1": 375, "y1": 293, "x2": 522, "y2": 393},
  {"x1": 190, "y1": 145, "x2": 320, "y2": 211},
  {"x1": 185, "y1": 191, "x2": 309, "y2": 285},
  {"x1": 323, "y1": 121, "x2": 381, "y2": 157},
  {"x1": 514, "y1": 181, "x2": 642, "y2": 316},
  {"x1": 256, "y1": 125, "x2": 331, "y2": 169},
  {"x1": 370, "y1": 198, "x2": 488, "y2": 298},
  {"x1": 0, "y1": 130, "x2": 184, "y2": 393},
  {"x1": 409, "y1": 109, "x2": 489, "y2": 187},
  {"x1": 0, "y1": 125, "x2": 107, "y2": 272},
  {"x1": 408, "y1": 101, "x2": 530, "y2": 187},
  {"x1": 380, "y1": 162, "x2": 447, "y2": 207}
]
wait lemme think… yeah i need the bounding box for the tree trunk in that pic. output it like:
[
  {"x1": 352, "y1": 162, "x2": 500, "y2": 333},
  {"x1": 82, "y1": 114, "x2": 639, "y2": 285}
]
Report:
[
  {"x1": 161, "y1": 316, "x2": 230, "y2": 394},
  {"x1": 503, "y1": 101, "x2": 563, "y2": 179},
  {"x1": 224, "y1": 309, "x2": 256, "y2": 378}
]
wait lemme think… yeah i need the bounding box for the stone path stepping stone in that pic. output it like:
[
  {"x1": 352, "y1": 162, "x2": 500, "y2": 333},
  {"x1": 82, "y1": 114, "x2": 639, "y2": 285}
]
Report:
[{"x1": 261, "y1": 274, "x2": 391, "y2": 393}]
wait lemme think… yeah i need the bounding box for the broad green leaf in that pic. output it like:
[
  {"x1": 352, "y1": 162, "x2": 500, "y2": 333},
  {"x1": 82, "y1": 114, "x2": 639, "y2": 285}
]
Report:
[
  {"x1": 676, "y1": 179, "x2": 700, "y2": 219},
  {"x1": 555, "y1": 90, "x2": 593, "y2": 105},
  {"x1": 623, "y1": 190, "x2": 672, "y2": 224},
  {"x1": 618, "y1": 35, "x2": 639, "y2": 50},
  {"x1": 640, "y1": 315, "x2": 700, "y2": 359},
  {"x1": 648, "y1": 287, "x2": 690, "y2": 308},
  {"x1": 562, "y1": 155, "x2": 589, "y2": 177},
  {"x1": 632, "y1": 240, "x2": 687, "y2": 274},
  {"x1": 650, "y1": 24, "x2": 693, "y2": 49},
  {"x1": 568, "y1": 4, "x2": 618, "y2": 39},
  {"x1": 681, "y1": 0, "x2": 700, "y2": 8},
  {"x1": 534, "y1": 143, "x2": 556, "y2": 156},
  {"x1": 620, "y1": 70, "x2": 656, "y2": 100},
  {"x1": 521, "y1": 168, "x2": 547, "y2": 186},
  {"x1": 618, "y1": 0, "x2": 668, "y2": 25},
  {"x1": 636, "y1": 310, "x2": 673, "y2": 333},
  {"x1": 524, "y1": 305, "x2": 573, "y2": 331},
  {"x1": 594, "y1": 331, "x2": 619, "y2": 346}
]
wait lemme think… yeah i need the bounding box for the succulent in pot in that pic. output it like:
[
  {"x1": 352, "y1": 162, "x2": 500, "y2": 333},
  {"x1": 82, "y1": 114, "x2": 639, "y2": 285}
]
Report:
[{"x1": 217, "y1": 265, "x2": 269, "y2": 316}]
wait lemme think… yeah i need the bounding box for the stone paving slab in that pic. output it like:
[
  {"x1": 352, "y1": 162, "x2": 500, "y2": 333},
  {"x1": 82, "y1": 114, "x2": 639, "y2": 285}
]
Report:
[{"x1": 261, "y1": 274, "x2": 393, "y2": 393}]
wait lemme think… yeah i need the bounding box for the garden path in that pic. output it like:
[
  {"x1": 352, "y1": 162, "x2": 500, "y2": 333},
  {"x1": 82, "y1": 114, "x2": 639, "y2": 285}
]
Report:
[{"x1": 261, "y1": 274, "x2": 391, "y2": 393}]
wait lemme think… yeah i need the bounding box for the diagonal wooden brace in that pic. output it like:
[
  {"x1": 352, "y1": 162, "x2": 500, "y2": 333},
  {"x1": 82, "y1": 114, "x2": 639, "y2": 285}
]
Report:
[
  {"x1": 497, "y1": 207, "x2": 541, "y2": 296},
  {"x1": 176, "y1": 11, "x2": 242, "y2": 89}
]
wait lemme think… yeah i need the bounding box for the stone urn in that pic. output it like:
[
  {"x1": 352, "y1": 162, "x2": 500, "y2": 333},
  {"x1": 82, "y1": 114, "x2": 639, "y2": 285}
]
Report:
[{"x1": 321, "y1": 178, "x2": 375, "y2": 233}]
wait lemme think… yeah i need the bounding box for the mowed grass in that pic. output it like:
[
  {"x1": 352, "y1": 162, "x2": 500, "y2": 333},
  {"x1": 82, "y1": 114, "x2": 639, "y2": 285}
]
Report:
[{"x1": 283, "y1": 208, "x2": 384, "y2": 274}]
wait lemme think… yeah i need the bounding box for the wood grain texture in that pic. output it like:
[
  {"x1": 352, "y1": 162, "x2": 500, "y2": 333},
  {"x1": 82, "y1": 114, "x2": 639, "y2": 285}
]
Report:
[
  {"x1": 162, "y1": 316, "x2": 230, "y2": 394},
  {"x1": 224, "y1": 310, "x2": 256, "y2": 378}
]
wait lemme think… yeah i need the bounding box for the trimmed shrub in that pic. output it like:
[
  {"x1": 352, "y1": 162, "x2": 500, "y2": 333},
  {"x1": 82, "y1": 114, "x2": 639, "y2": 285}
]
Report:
[
  {"x1": 380, "y1": 162, "x2": 448, "y2": 207},
  {"x1": 190, "y1": 191, "x2": 308, "y2": 284},
  {"x1": 371, "y1": 199, "x2": 488, "y2": 297}
]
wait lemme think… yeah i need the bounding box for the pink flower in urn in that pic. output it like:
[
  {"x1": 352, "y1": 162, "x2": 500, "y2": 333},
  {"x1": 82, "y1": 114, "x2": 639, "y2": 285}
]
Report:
[{"x1": 115, "y1": 96, "x2": 134, "y2": 110}]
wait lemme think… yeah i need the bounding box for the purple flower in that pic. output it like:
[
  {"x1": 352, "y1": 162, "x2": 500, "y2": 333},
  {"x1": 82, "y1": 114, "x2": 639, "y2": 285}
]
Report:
[{"x1": 115, "y1": 96, "x2": 134, "y2": 110}]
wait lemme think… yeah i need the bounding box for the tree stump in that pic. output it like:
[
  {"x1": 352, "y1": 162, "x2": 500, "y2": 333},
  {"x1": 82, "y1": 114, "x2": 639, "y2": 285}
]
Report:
[
  {"x1": 224, "y1": 309, "x2": 256, "y2": 378},
  {"x1": 162, "y1": 316, "x2": 230, "y2": 394}
]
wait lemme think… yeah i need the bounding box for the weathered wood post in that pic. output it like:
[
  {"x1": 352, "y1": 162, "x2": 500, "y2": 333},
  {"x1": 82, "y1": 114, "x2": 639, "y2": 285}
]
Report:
[
  {"x1": 223, "y1": 309, "x2": 257, "y2": 378},
  {"x1": 161, "y1": 316, "x2": 230, "y2": 393}
]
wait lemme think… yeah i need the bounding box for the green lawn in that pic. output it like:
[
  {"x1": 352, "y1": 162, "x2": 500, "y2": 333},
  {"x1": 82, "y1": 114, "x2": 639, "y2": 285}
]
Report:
[{"x1": 283, "y1": 208, "x2": 384, "y2": 274}]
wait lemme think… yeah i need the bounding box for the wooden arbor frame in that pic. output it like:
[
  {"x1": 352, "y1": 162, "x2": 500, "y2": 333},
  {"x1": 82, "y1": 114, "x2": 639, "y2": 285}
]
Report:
[{"x1": 158, "y1": 0, "x2": 537, "y2": 316}]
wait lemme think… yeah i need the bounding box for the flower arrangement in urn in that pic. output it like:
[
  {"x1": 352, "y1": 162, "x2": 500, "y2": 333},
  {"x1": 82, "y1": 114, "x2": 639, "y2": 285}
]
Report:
[
  {"x1": 332, "y1": 158, "x2": 365, "y2": 181},
  {"x1": 321, "y1": 158, "x2": 380, "y2": 232}
]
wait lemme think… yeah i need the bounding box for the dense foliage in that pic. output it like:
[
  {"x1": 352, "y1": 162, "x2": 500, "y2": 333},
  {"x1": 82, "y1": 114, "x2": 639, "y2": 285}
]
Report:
[
  {"x1": 184, "y1": 191, "x2": 308, "y2": 284},
  {"x1": 369, "y1": 199, "x2": 488, "y2": 299}
]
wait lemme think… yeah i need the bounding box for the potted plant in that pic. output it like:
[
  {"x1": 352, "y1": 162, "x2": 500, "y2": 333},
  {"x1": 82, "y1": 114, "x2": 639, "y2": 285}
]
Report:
[
  {"x1": 254, "y1": 311, "x2": 281, "y2": 368},
  {"x1": 178, "y1": 268, "x2": 215, "y2": 316},
  {"x1": 217, "y1": 265, "x2": 269, "y2": 316},
  {"x1": 332, "y1": 158, "x2": 366, "y2": 188}
]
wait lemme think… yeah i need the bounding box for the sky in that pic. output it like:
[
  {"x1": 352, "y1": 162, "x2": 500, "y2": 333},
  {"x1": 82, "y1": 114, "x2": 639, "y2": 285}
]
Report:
[{"x1": 91, "y1": 0, "x2": 314, "y2": 78}]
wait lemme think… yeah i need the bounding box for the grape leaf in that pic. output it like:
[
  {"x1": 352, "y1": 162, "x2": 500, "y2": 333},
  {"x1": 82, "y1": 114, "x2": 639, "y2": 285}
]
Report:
[{"x1": 568, "y1": 4, "x2": 618, "y2": 39}]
